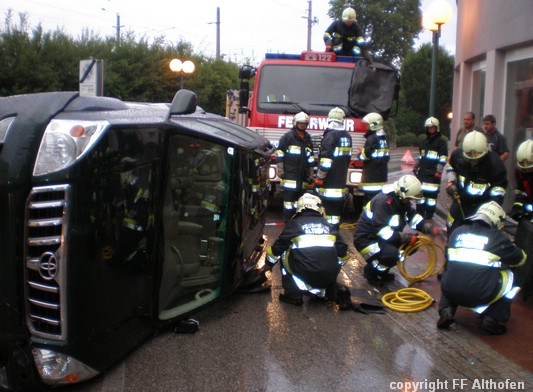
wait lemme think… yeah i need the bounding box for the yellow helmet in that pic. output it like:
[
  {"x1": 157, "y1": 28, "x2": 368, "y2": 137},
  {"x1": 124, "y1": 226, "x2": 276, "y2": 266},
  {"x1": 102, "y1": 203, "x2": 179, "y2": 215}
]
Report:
[
  {"x1": 472, "y1": 201, "x2": 506, "y2": 230},
  {"x1": 328, "y1": 107, "x2": 345, "y2": 124},
  {"x1": 424, "y1": 116, "x2": 440, "y2": 132},
  {"x1": 294, "y1": 111, "x2": 309, "y2": 125},
  {"x1": 463, "y1": 130, "x2": 488, "y2": 160},
  {"x1": 296, "y1": 193, "x2": 325, "y2": 215},
  {"x1": 342, "y1": 7, "x2": 357, "y2": 22},
  {"x1": 362, "y1": 112, "x2": 383, "y2": 131},
  {"x1": 393, "y1": 174, "x2": 422, "y2": 200},
  {"x1": 516, "y1": 139, "x2": 533, "y2": 170}
]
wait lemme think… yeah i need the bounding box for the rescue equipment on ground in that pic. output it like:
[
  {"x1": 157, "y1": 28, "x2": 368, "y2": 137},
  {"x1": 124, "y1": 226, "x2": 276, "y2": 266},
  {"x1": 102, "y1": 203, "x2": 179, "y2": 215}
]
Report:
[
  {"x1": 397, "y1": 235, "x2": 446, "y2": 284},
  {"x1": 381, "y1": 235, "x2": 446, "y2": 312},
  {"x1": 381, "y1": 287, "x2": 434, "y2": 312}
]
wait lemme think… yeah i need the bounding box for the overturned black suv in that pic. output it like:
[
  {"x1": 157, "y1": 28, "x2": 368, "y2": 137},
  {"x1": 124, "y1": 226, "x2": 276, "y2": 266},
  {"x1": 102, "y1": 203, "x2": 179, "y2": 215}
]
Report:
[{"x1": 0, "y1": 90, "x2": 273, "y2": 390}]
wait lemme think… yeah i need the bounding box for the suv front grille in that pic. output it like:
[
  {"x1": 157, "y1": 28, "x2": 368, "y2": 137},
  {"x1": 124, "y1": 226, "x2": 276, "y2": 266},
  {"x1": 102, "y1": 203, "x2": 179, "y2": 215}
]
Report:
[{"x1": 24, "y1": 185, "x2": 70, "y2": 340}]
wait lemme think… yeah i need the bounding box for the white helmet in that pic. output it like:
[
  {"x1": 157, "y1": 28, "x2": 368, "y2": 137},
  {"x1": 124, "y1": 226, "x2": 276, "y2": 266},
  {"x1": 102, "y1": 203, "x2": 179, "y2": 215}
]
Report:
[
  {"x1": 516, "y1": 139, "x2": 533, "y2": 170},
  {"x1": 471, "y1": 201, "x2": 506, "y2": 230},
  {"x1": 294, "y1": 111, "x2": 309, "y2": 125},
  {"x1": 463, "y1": 130, "x2": 488, "y2": 161},
  {"x1": 328, "y1": 107, "x2": 345, "y2": 124},
  {"x1": 424, "y1": 117, "x2": 440, "y2": 132},
  {"x1": 393, "y1": 174, "x2": 422, "y2": 200},
  {"x1": 342, "y1": 7, "x2": 356, "y2": 23},
  {"x1": 296, "y1": 193, "x2": 325, "y2": 215},
  {"x1": 362, "y1": 112, "x2": 383, "y2": 131}
]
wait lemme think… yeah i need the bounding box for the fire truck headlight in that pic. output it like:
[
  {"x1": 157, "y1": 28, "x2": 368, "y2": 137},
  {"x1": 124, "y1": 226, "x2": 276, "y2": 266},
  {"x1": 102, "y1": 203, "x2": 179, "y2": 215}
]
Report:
[
  {"x1": 348, "y1": 169, "x2": 362, "y2": 185},
  {"x1": 33, "y1": 120, "x2": 108, "y2": 176},
  {"x1": 269, "y1": 166, "x2": 277, "y2": 180},
  {"x1": 32, "y1": 348, "x2": 99, "y2": 386}
]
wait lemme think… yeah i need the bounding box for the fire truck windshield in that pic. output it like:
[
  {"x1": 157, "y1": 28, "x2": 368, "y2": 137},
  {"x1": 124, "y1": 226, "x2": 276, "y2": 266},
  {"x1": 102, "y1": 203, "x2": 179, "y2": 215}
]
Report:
[{"x1": 256, "y1": 64, "x2": 354, "y2": 116}]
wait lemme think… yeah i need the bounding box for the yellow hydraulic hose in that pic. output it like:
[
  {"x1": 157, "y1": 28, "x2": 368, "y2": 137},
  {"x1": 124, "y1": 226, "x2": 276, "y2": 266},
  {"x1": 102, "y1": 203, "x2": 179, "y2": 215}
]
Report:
[
  {"x1": 382, "y1": 235, "x2": 446, "y2": 312},
  {"x1": 397, "y1": 235, "x2": 446, "y2": 285},
  {"x1": 381, "y1": 288, "x2": 434, "y2": 312}
]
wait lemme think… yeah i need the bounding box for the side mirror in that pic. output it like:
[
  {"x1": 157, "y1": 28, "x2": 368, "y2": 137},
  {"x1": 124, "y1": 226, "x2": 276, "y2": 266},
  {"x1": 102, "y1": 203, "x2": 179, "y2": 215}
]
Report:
[
  {"x1": 238, "y1": 65, "x2": 256, "y2": 111},
  {"x1": 169, "y1": 89, "x2": 197, "y2": 116}
]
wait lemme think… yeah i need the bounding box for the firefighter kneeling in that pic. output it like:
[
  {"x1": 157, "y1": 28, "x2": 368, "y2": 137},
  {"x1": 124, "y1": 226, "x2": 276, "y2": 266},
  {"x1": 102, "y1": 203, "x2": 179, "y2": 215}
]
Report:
[
  {"x1": 438, "y1": 201, "x2": 526, "y2": 335},
  {"x1": 263, "y1": 194, "x2": 351, "y2": 309},
  {"x1": 354, "y1": 174, "x2": 436, "y2": 285}
]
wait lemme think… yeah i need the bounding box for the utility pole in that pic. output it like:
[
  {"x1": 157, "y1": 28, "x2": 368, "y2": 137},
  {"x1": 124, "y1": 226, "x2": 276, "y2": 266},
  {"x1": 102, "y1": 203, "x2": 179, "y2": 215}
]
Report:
[
  {"x1": 303, "y1": 0, "x2": 318, "y2": 51},
  {"x1": 216, "y1": 7, "x2": 221, "y2": 60},
  {"x1": 115, "y1": 13, "x2": 124, "y2": 44}
]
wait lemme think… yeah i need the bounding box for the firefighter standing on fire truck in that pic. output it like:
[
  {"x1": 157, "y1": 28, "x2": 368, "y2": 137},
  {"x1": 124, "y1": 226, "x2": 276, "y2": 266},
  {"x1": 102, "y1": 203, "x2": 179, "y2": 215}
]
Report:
[
  {"x1": 324, "y1": 7, "x2": 366, "y2": 57},
  {"x1": 315, "y1": 107, "x2": 352, "y2": 229},
  {"x1": 446, "y1": 130, "x2": 507, "y2": 235},
  {"x1": 413, "y1": 117, "x2": 448, "y2": 220},
  {"x1": 358, "y1": 112, "x2": 390, "y2": 204},
  {"x1": 276, "y1": 111, "x2": 315, "y2": 221},
  {"x1": 437, "y1": 201, "x2": 526, "y2": 334}
]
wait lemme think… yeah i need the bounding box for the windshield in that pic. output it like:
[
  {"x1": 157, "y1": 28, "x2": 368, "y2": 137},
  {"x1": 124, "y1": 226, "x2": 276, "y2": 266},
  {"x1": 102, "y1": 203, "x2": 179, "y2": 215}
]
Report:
[{"x1": 256, "y1": 64, "x2": 354, "y2": 116}]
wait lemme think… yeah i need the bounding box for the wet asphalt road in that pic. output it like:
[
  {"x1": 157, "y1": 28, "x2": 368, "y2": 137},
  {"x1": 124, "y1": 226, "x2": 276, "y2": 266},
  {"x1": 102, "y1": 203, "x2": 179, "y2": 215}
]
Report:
[{"x1": 63, "y1": 168, "x2": 533, "y2": 392}]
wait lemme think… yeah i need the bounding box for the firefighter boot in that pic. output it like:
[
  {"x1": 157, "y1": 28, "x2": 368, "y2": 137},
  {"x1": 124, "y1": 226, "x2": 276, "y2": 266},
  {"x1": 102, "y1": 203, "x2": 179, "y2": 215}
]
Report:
[
  {"x1": 437, "y1": 307, "x2": 456, "y2": 329},
  {"x1": 481, "y1": 316, "x2": 507, "y2": 335},
  {"x1": 326, "y1": 283, "x2": 352, "y2": 311},
  {"x1": 279, "y1": 293, "x2": 303, "y2": 306}
]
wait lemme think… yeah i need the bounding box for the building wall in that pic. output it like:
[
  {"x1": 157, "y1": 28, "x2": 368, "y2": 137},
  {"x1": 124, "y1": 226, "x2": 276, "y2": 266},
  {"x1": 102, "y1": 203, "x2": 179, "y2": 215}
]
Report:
[{"x1": 452, "y1": 0, "x2": 533, "y2": 208}]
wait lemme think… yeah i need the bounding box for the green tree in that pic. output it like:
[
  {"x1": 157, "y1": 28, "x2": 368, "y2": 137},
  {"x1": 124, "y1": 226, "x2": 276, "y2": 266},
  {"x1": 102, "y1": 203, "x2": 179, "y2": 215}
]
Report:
[
  {"x1": 327, "y1": 0, "x2": 422, "y2": 67},
  {"x1": 0, "y1": 12, "x2": 240, "y2": 115},
  {"x1": 399, "y1": 43, "x2": 454, "y2": 135}
]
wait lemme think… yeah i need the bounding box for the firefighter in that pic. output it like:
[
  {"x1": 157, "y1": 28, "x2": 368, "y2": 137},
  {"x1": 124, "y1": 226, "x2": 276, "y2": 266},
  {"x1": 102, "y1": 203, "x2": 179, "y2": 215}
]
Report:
[
  {"x1": 413, "y1": 117, "x2": 448, "y2": 220},
  {"x1": 437, "y1": 201, "x2": 526, "y2": 334},
  {"x1": 263, "y1": 194, "x2": 351, "y2": 309},
  {"x1": 276, "y1": 111, "x2": 315, "y2": 221},
  {"x1": 354, "y1": 174, "x2": 435, "y2": 285},
  {"x1": 323, "y1": 7, "x2": 366, "y2": 57},
  {"x1": 510, "y1": 139, "x2": 533, "y2": 222},
  {"x1": 511, "y1": 139, "x2": 533, "y2": 300},
  {"x1": 445, "y1": 130, "x2": 507, "y2": 235},
  {"x1": 315, "y1": 107, "x2": 352, "y2": 229},
  {"x1": 358, "y1": 112, "x2": 390, "y2": 204}
]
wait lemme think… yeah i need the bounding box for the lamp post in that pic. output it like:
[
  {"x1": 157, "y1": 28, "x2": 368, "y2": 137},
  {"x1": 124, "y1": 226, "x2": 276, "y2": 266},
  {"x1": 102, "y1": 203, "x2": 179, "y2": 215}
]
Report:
[
  {"x1": 423, "y1": 0, "x2": 453, "y2": 117},
  {"x1": 169, "y1": 59, "x2": 195, "y2": 90}
]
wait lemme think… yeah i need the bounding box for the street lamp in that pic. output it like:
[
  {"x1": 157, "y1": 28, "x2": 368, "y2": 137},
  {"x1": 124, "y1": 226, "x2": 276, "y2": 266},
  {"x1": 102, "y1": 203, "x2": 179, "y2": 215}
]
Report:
[
  {"x1": 169, "y1": 59, "x2": 195, "y2": 90},
  {"x1": 423, "y1": 0, "x2": 453, "y2": 117}
]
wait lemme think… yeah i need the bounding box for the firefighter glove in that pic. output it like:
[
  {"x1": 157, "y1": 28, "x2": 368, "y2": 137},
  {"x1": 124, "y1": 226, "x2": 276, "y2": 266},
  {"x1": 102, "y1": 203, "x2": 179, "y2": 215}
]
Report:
[
  {"x1": 446, "y1": 182, "x2": 458, "y2": 197},
  {"x1": 314, "y1": 178, "x2": 324, "y2": 188},
  {"x1": 399, "y1": 232, "x2": 418, "y2": 247},
  {"x1": 420, "y1": 221, "x2": 440, "y2": 237}
]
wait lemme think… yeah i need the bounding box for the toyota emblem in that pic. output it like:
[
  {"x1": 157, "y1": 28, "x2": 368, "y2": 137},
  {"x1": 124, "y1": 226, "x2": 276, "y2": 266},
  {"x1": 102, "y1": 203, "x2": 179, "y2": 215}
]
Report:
[{"x1": 39, "y1": 251, "x2": 58, "y2": 280}]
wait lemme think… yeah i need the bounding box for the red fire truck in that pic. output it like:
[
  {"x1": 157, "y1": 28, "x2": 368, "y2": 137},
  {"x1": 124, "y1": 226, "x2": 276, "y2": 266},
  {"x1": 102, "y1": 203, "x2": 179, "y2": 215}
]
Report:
[{"x1": 230, "y1": 51, "x2": 399, "y2": 211}]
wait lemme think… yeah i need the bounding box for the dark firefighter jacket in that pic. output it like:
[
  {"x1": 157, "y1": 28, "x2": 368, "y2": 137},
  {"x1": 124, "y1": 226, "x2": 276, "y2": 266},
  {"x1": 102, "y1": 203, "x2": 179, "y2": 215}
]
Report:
[
  {"x1": 442, "y1": 219, "x2": 526, "y2": 308},
  {"x1": 512, "y1": 168, "x2": 533, "y2": 221},
  {"x1": 317, "y1": 128, "x2": 352, "y2": 198},
  {"x1": 323, "y1": 20, "x2": 364, "y2": 56},
  {"x1": 358, "y1": 130, "x2": 390, "y2": 189},
  {"x1": 447, "y1": 149, "x2": 508, "y2": 215},
  {"x1": 276, "y1": 128, "x2": 314, "y2": 190},
  {"x1": 354, "y1": 188, "x2": 425, "y2": 248},
  {"x1": 267, "y1": 210, "x2": 348, "y2": 289},
  {"x1": 415, "y1": 131, "x2": 448, "y2": 184}
]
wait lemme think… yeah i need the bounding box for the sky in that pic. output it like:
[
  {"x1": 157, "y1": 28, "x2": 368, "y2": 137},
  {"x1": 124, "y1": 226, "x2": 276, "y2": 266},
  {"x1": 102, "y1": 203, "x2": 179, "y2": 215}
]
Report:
[{"x1": 1, "y1": 0, "x2": 457, "y2": 64}]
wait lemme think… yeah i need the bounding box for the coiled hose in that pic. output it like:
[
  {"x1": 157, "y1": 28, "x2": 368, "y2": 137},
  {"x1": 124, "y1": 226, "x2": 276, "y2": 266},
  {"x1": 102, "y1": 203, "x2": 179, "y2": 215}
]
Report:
[{"x1": 381, "y1": 235, "x2": 446, "y2": 312}]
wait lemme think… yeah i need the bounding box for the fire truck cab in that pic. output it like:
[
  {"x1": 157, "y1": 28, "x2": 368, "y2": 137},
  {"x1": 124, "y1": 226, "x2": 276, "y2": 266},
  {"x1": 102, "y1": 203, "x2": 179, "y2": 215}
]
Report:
[{"x1": 233, "y1": 51, "x2": 399, "y2": 211}]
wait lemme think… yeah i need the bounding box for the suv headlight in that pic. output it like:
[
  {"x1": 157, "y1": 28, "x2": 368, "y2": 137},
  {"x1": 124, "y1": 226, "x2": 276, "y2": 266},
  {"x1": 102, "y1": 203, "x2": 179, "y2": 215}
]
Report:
[
  {"x1": 33, "y1": 120, "x2": 108, "y2": 176},
  {"x1": 33, "y1": 348, "x2": 99, "y2": 386}
]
